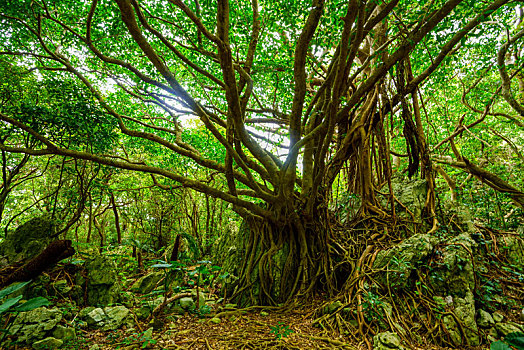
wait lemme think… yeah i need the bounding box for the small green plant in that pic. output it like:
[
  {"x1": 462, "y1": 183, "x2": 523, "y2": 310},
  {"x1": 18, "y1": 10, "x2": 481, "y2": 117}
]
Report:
[
  {"x1": 138, "y1": 331, "x2": 157, "y2": 349},
  {"x1": 360, "y1": 290, "x2": 383, "y2": 322},
  {"x1": 270, "y1": 322, "x2": 294, "y2": 339},
  {"x1": 119, "y1": 329, "x2": 157, "y2": 349},
  {"x1": 490, "y1": 332, "x2": 524, "y2": 350}
]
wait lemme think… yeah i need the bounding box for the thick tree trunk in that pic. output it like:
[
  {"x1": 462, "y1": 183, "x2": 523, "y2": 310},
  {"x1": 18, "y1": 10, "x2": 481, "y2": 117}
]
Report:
[{"x1": 226, "y1": 209, "x2": 334, "y2": 305}]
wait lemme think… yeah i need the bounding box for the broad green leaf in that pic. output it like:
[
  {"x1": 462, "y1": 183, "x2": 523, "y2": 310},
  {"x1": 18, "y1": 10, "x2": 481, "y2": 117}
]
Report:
[
  {"x1": 0, "y1": 281, "x2": 31, "y2": 299},
  {"x1": 490, "y1": 340, "x2": 512, "y2": 350},
  {"x1": 14, "y1": 297, "x2": 50, "y2": 312},
  {"x1": 505, "y1": 332, "x2": 524, "y2": 349},
  {"x1": 0, "y1": 295, "x2": 23, "y2": 314},
  {"x1": 151, "y1": 263, "x2": 172, "y2": 268}
]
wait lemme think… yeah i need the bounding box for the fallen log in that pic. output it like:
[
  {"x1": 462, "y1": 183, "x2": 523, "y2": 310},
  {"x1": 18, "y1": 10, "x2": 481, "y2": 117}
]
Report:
[{"x1": 0, "y1": 240, "x2": 75, "y2": 289}]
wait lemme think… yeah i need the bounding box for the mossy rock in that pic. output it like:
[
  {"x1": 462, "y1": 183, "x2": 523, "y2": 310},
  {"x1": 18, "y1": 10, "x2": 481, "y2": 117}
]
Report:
[
  {"x1": 498, "y1": 235, "x2": 524, "y2": 267},
  {"x1": 130, "y1": 271, "x2": 164, "y2": 294},
  {"x1": 85, "y1": 256, "x2": 121, "y2": 306},
  {"x1": 0, "y1": 215, "x2": 55, "y2": 262},
  {"x1": 389, "y1": 176, "x2": 428, "y2": 223},
  {"x1": 373, "y1": 234, "x2": 437, "y2": 290}
]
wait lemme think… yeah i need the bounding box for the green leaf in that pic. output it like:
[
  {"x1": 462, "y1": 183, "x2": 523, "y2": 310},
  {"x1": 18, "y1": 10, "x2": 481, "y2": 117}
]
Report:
[
  {"x1": 14, "y1": 297, "x2": 50, "y2": 312},
  {"x1": 505, "y1": 332, "x2": 524, "y2": 348},
  {"x1": 0, "y1": 295, "x2": 23, "y2": 314},
  {"x1": 151, "y1": 263, "x2": 172, "y2": 268},
  {"x1": 490, "y1": 340, "x2": 512, "y2": 350},
  {"x1": 0, "y1": 281, "x2": 31, "y2": 299}
]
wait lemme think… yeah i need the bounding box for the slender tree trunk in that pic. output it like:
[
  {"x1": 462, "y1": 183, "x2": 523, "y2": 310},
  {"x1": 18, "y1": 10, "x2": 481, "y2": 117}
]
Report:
[
  {"x1": 110, "y1": 192, "x2": 121, "y2": 244},
  {"x1": 87, "y1": 196, "x2": 93, "y2": 243}
]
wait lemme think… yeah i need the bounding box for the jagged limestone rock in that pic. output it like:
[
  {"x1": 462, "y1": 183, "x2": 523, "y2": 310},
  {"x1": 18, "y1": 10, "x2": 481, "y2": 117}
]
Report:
[
  {"x1": 0, "y1": 216, "x2": 55, "y2": 262},
  {"x1": 444, "y1": 291, "x2": 480, "y2": 346},
  {"x1": 83, "y1": 306, "x2": 132, "y2": 330},
  {"x1": 443, "y1": 315, "x2": 462, "y2": 346},
  {"x1": 179, "y1": 297, "x2": 194, "y2": 310},
  {"x1": 499, "y1": 235, "x2": 524, "y2": 267},
  {"x1": 442, "y1": 293, "x2": 480, "y2": 346},
  {"x1": 389, "y1": 176, "x2": 428, "y2": 223},
  {"x1": 493, "y1": 312, "x2": 504, "y2": 323},
  {"x1": 130, "y1": 271, "x2": 164, "y2": 294},
  {"x1": 453, "y1": 292, "x2": 480, "y2": 346},
  {"x1": 32, "y1": 337, "x2": 63, "y2": 349},
  {"x1": 372, "y1": 331, "x2": 405, "y2": 350},
  {"x1": 443, "y1": 203, "x2": 475, "y2": 233},
  {"x1": 8, "y1": 307, "x2": 62, "y2": 344},
  {"x1": 373, "y1": 234, "x2": 437, "y2": 289},
  {"x1": 102, "y1": 305, "x2": 131, "y2": 330},
  {"x1": 430, "y1": 233, "x2": 479, "y2": 346},
  {"x1": 78, "y1": 306, "x2": 96, "y2": 319},
  {"x1": 477, "y1": 309, "x2": 495, "y2": 329},
  {"x1": 85, "y1": 255, "x2": 120, "y2": 306},
  {"x1": 495, "y1": 322, "x2": 524, "y2": 336},
  {"x1": 429, "y1": 233, "x2": 476, "y2": 298},
  {"x1": 52, "y1": 325, "x2": 76, "y2": 341},
  {"x1": 85, "y1": 308, "x2": 105, "y2": 327}
]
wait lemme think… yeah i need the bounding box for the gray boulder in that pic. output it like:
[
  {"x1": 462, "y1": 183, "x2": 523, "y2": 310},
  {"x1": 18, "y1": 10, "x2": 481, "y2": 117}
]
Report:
[
  {"x1": 85, "y1": 308, "x2": 105, "y2": 327},
  {"x1": 389, "y1": 176, "x2": 428, "y2": 223},
  {"x1": 0, "y1": 216, "x2": 55, "y2": 262},
  {"x1": 130, "y1": 271, "x2": 164, "y2": 294},
  {"x1": 477, "y1": 309, "x2": 495, "y2": 329},
  {"x1": 498, "y1": 235, "x2": 524, "y2": 267},
  {"x1": 374, "y1": 234, "x2": 437, "y2": 289},
  {"x1": 179, "y1": 297, "x2": 194, "y2": 310},
  {"x1": 429, "y1": 233, "x2": 477, "y2": 298},
  {"x1": 33, "y1": 337, "x2": 63, "y2": 349},
  {"x1": 372, "y1": 331, "x2": 405, "y2": 350},
  {"x1": 9, "y1": 307, "x2": 62, "y2": 344},
  {"x1": 495, "y1": 322, "x2": 524, "y2": 336},
  {"x1": 432, "y1": 234, "x2": 479, "y2": 346},
  {"x1": 52, "y1": 325, "x2": 76, "y2": 341},
  {"x1": 83, "y1": 306, "x2": 132, "y2": 330},
  {"x1": 103, "y1": 305, "x2": 131, "y2": 330},
  {"x1": 85, "y1": 255, "x2": 121, "y2": 306}
]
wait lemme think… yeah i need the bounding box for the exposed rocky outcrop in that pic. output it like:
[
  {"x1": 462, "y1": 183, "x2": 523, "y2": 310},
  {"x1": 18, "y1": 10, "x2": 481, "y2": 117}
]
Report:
[
  {"x1": 388, "y1": 177, "x2": 428, "y2": 224},
  {"x1": 373, "y1": 331, "x2": 406, "y2": 350},
  {"x1": 8, "y1": 307, "x2": 62, "y2": 344},
  {"x1": 373, "y1": 233, "x2": 437, "y2": 290},
  {"x1": 83, "y1": 305, "x2": 133, "y2": 330},
  {"x1": 371, "y1": 178, "x2": 524, "y2": 348},
  {"x1": 130, "y1": 271, "x2": 164, "y2": 294},
  {"x1": 83, "y1": 255, "x2": 121, "y2": 306},
  {"x1": 0, "y1": 216, "x2": 56, "y2": 262}
]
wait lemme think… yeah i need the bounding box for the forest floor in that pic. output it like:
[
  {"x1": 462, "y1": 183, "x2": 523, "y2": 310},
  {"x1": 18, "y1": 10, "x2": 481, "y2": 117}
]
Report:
[{"x1": 55, "y1": 301, "x2": 464, "y2": 350}]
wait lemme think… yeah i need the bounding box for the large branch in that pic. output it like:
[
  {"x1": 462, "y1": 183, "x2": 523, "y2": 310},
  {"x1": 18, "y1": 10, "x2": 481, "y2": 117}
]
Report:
[
  {"x1": 498, "y1": 27, "x2": 524, "y2": 117},
  {"x1": 215, "y1": 0, "x2": 280, "y2": 181},
  {"x1": 433, "y1": 157, "x2": 524, "y2": 208},
  {"x1": 0, "y1": 115, "x2": 274, "y2": 220}
]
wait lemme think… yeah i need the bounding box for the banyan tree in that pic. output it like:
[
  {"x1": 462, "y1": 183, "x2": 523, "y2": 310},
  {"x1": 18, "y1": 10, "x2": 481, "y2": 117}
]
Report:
[{"x1": 1, "y1": 0, "x2": 523, "y2": 311}]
